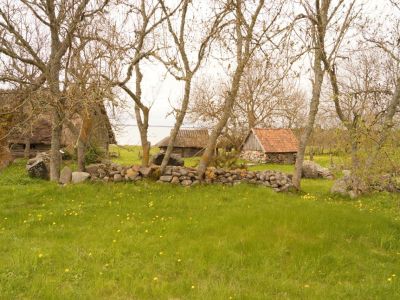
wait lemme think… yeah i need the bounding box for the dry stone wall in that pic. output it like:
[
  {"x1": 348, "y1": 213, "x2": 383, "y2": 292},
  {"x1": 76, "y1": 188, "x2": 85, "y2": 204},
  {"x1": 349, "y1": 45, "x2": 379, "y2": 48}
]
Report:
[{"x1": 27, "y1": 153, "x2": 294, "y2": 192}]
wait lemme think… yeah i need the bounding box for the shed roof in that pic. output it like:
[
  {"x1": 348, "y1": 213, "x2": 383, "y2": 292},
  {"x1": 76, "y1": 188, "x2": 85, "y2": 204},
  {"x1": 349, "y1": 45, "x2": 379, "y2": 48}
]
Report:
[
  {"x1": 249, "y1": 128, "x2": 298, "y2": 153},
  {"x1": 156, "y1": 129, "x2": 209, "y2": 149}
]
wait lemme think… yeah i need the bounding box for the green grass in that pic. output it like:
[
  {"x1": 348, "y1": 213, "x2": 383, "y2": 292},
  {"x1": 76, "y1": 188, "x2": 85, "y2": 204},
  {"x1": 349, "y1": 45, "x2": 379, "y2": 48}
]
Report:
[
  {"x1": 1, "y1": 159, "x2": 400, "y2": 299},
  {"x1": 109, "y1": 145, "x2": 159, "y2": 166}
]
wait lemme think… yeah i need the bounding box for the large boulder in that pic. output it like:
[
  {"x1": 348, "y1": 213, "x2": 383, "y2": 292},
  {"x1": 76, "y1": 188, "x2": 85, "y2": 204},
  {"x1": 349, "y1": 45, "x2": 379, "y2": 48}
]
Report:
[
  {"x1": 151, "y1": 152, "x2": 184, "y2": 167},
  {"x1": 302, "y1": 160, "x2": 334, "y2": 179},
  {"x1": 27, "y1": 159, "x2": 49, "y2": 179},
  {"x1": 26, "y1": 152, "x2": 50, "y2": 180},
  {"x1": 71, "y1": 172, "x2": 90, "y2": 184},
  {"x1": 331, "y1": 171, "x2": 368, "y2": 198},
  {"x1": 59, "y1": 166, "x2": 72, "y2": 184}
]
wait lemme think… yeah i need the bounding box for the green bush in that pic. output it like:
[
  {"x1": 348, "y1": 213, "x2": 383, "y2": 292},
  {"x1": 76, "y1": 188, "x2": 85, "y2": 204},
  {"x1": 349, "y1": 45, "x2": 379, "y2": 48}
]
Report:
[
  {"x1": 210, "y1": 150, "x2": 246, "y2": 169},
  {"x1": 84, "y1": 146, "x2": 105, "y2": 164}
]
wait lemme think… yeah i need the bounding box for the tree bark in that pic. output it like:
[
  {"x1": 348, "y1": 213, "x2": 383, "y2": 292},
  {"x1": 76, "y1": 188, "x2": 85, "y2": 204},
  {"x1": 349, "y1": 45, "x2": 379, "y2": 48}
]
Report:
[
  {"x1": 24, "y1": 137, "x2": 31, "y2": 158},
  {"x1": 160, "y1": 77, "x2": 192, "y2": 174},
  {"x1": 197, "y1": 63, "x2": 246, "y2": 178},
  {"x1": 49, "y1": 107, "x2": 63, "y2": 181},
  {"x1": 292, "y1": 49, "x2": 325, "y2": 190}
]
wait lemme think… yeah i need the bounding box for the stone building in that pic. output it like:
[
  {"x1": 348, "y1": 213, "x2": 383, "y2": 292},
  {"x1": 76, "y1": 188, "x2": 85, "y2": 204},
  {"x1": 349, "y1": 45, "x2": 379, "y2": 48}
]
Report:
[
  {"x1": 156, "y1": 129, "x2": 209, "y2": 158},
  {"x1": 241, "y1": 128, "x2": 298, "y2": 164}
]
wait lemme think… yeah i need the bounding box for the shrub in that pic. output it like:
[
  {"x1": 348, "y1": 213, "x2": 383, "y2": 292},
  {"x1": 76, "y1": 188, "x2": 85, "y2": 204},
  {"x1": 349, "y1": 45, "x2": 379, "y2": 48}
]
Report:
[
  {"x1": 210, "y1": 150, "x2": 246, "y2": 169},
  {"x1": 85, "y1": 146, "x2": 105, "y2": 164}
]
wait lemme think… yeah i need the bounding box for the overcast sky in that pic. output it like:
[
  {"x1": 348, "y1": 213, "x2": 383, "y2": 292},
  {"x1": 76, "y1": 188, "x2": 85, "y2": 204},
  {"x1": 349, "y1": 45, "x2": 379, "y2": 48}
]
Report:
[{"x1": 112, "y1": 0, "x2": 398, "y2": 146}]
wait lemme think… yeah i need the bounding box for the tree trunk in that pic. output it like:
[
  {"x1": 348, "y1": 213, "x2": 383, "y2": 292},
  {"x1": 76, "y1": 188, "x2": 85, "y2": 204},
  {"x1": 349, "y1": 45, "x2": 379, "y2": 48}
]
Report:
[
  {"x1": 292, "y1": 49, "x2": 325, "y2": 190},
  {"x1": 49, "y1": 107, "x2": 63, "y2": 181},
  {"x1": 160, "y1": 77, "x2": 192, "y2": 174},
  {"x1": 135, "y1": 103, "x2": 150, "y2": 167},
  {"x1": 24, "y1": 138, "x2": 31, "y2": 158},
  {"x1": 197, "y1": 63, "x2": 246, "y2": 178},
  {"x1": 349, "y1": 127, "x2": 359, "y2": 171},
  {"x1": 77, "y1": 139, "x2": 85, "y2": 172}
]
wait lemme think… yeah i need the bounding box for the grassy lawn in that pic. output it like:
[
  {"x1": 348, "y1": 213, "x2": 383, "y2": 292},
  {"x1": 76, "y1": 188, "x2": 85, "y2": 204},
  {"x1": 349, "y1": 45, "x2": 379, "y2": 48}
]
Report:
[{"x1": 1, "y1": 159, "x2": 400, "y2": 299}]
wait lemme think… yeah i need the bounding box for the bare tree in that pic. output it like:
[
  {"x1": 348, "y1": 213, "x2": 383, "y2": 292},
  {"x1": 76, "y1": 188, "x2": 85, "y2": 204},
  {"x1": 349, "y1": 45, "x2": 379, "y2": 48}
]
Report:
[
  {"x1": 103, "y1": 0, "x2": 174, "y2": 166},
  {"x1": 0, "y1": 0, "x2": 110, "y2": 181},
  {"x1": 156, "y1": 0, "x2": 228, "y2": 174},
  {"x1": 292, "y1": 0, "x2": 356, "y2": 190},
  {"x1": 364, "y1": 0, "x2": 400, "y2": 167},
  {"x1": 197, "y1": 0, "x2": 285, "y2": 178}
]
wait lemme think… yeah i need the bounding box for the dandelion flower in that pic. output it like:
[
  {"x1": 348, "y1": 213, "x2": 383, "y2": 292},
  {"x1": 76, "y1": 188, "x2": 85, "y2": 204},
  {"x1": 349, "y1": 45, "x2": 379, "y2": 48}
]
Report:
[
  {"x1": 113, "y1": 240, "x2": 117, "y2": 243},
  {"x1": 304, "y1": 284, "x2": 310, "y2": 288},
  {"x1": 117, "y1": 229, "x2": 121, "y2": 233},
  {"x1": 65, "y1": 268, "x2": 70, "y2": 273},
  {"x1": 38, "y1": 253, "x2": 43, "y2": 258},
  {"x1": 388, "y1": 278, "x2": 392, "y2": 282},
  {"x1": 177, "y1": 259, "x2": 181, "y2": 262},
  {"x1": 153, "y1": 277, "x2": 158, "y2": 281},
  {"x1": 191, "y1": 285, "x2": 195, "y2": 289},
  {"x1": 88, "y1": 252, "x2": 92, "y2": 256}
]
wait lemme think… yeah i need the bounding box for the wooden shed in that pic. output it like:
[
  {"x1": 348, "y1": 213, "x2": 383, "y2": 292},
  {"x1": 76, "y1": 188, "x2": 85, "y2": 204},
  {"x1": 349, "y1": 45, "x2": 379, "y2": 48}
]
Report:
[
  {"x1": 241, "y1": 128, "x2": 298, "y2": 164},
  {"x1": 156, "y1": 129, "x2": 209, "y2": 158},
  {"x1": 6, "y1": 104, "x2": 115, "y2": 158}
]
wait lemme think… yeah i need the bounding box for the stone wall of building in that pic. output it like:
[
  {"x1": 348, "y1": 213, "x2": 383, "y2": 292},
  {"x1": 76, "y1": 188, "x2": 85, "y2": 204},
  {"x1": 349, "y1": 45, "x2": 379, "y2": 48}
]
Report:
[{"x1": 241, "y1": 151, "x2": 296, "y2": 164}]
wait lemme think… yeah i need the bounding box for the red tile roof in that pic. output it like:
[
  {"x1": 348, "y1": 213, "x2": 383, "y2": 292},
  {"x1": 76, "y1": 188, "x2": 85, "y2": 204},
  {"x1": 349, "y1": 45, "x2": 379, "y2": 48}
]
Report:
[{"x1": 252, "y1": 128, "x2": 298, "y2": 153}]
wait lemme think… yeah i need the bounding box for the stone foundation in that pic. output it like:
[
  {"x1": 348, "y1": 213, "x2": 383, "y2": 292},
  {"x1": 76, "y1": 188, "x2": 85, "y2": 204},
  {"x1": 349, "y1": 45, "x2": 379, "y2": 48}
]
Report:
[{"x1": 241, "y1": 151, "x2": 296, "y2": 164}]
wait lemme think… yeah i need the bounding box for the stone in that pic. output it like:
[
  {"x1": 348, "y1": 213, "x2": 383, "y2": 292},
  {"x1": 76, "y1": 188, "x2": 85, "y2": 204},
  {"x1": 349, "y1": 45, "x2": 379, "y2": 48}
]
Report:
[
  {"x1": 181, "y1": 179, "x2": 192, "y2": 186},
  {"x1": 139, "y1": 166, "x2": 153, "y2": 177},
  {"x1": 126, "y1": 168, "x2": 139, "y2": 179},
  {"x1": 151, "y1": 152, "x2": 184, "y2": 166},
  {"x1": 179, "y1": 168, "x2": 189, "y2": 176},
  {"x1": 114, "y1": 174, "x2": 122, "y2": 182},
  {"x1": 171, "y1": 176, "x2": 180, "y2": 184},
  {"x1": 331, "y1": 177, "x2": 348, "y2": 196},
  {"x1": 72, "y1": 172, "x2": 90, "y2": 184},
  {"x1": 85, "y1": 163, "x2": 106, "y2": 175},
  {"x1": 27, "y1": 159, "x2": 49, "y2": 180},
  {"x1": 132, "y1": 165, "x2": 141, "y2": 172},
  {"x1": 59, "y1": 166, "x2": 72, "y2": 184},
  {"x1": 302, "y1": 160, "x2": 334, "y2": 179},
  {"x1": 98, "y1": 168, "x2": 106, "y2": 178},
  {"x1": 159, "y1": 175, "x2": 173, "y2": 182}
]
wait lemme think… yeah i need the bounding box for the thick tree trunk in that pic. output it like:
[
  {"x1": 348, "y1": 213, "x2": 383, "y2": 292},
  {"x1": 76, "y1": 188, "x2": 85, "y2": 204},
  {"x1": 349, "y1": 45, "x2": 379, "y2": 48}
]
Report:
[
  {"x1": 292, "y1": 50, "x2": 325, "y2": 190},
  {"x1": 160, "y1": 78, "x2": 192, "y2": 174}
]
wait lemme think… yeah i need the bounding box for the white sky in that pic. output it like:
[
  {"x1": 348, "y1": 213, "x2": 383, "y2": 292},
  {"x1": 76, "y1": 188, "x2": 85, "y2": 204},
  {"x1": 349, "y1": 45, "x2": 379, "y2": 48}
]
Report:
[{"x1": 109, "y1": 0, "x2": 398, "y2": 145}]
